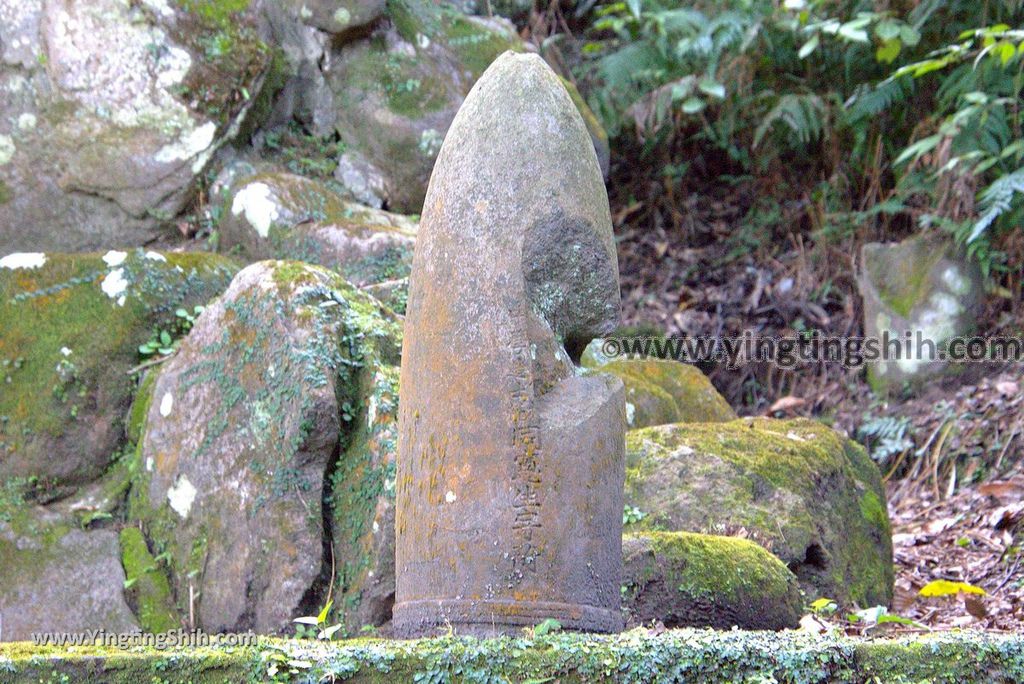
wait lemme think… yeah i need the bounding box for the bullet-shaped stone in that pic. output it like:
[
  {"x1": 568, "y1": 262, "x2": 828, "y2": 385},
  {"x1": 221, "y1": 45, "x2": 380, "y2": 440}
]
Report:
[{"x1": 394, "y1": 52, "x2": 626, "y2": 637}]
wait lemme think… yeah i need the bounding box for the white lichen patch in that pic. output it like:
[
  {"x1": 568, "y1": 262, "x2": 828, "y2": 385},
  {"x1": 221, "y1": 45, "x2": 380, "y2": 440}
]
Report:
[
  {"x1": 0, "y1": 134, "x2": 15, "y2": 165},
  {"x1": 141, "y1": 0, "x2": 175, "y2": 19},
  {"x1": 167, "y1": 474, "x2": 197, "y2": 519},
  {"x1": 0, "y1": 252, "x2": 46, "y2": 269},
  {"x1": 155, "y1": 121, "x2": 218, "y2": 165},
  {"x1": 333, "y1": 7, "x2": 351, "y2": 26},
  {"x1": 445, "y1": 490, "x2": 457, "y2": 503},
  {"x1": 146, "y1": 456, "x2": 155, "y2": 472},
  {"x1": 625, "y1": 401, "x2": 636, "y2": 426},
  {"x1": 941, "y1": 266, "x2": 970, "y2": 296},
  {"x1": 16, "y1": 113, "x2": 36, "y2": 130},
  {"x1": 145, "y1": 250, "x2": 166, "y2": 262},
  {"x1": 60, "y1": 347, "x2": 73, "y2": 357},
  {"x1": 102, "y1": 249, "x2": 127, "y2": 266},
  {"x1": 156, "y1": 45, "x2": 193, "y2": 89},
  {"x1": 160, "y1": 392, "x2": 174, "y2": 417},
  {"x1": 231, "y1": 182, "x2": 280, "y2": 238},
  {"x1": 100, "y1": 267, "x2": 129, "y2": 300}
]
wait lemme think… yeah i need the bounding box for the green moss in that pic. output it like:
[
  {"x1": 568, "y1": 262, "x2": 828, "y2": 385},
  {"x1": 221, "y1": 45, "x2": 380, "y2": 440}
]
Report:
[
  {"x1": 0, "y1": 179, "x2": 11, "y2": 206},
  {"x1": 119, "y1": 527, "x2": 180, "y2": 633},
  {"x1": 440, "y1": 12, "x2": 518, "y2": 79},
  {"x1": 0, "y1": 251, "x2": 237, "y2": 487},
  {"x1": 592, "y1": 359, "x2": 735, "y2": 429},
  {"x1": 637, "y1": 531, "x2": 795, "y2": 603},
  {"x1": 127, "y1": 370, "x2": 158, "y2": 446},
  {"x1": 625, "y1": 418, "x2": 893, "y2": 607},
  {"x1": 2, "y1": 631, "x2": 1023, "y2": 683}
]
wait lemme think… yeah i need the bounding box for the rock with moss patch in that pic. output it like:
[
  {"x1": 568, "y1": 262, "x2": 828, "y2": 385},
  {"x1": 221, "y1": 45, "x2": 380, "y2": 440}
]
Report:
[
  {"x1": 625, "y1": 418, "x2": 893, "y2": 607},
  {"x1": 129, "y1": 260, "x2": 402, "y2": 634},
  {"x1": 860, "y1": 234, "x2": 983, "y2": 394},
  {"x1": 219, "y1": 171, "x2": 417, "y2": 287},
  {"x1": 0, "y1": 250, "x2": 238, "y2": 496},
  {"x1": 0, "y1": 0, "x2": 272, "y2": 252},
  {"x1": 324, "y1": 2, "x2": 609, "y2": 212},
  {"x1": 583, "y1": 354, "x2": 735, "y2": 429},
  {"x1": 0, "y1": 509, "x2": 139, "y2": 641},
  {"x1": 622, "y1": 531, "x2": 802, "y2": 630}
]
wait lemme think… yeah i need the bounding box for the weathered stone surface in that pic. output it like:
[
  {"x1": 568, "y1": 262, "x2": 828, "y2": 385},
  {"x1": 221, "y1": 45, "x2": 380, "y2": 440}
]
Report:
[
  {"x1": 622, "y1": 531, "x2": 803, "y2": 630},
  {"x1": 0, "y1": 0, "x2": 271, "y2": 252},
  {"x1": 625, "y1": 418, "x2": 894, "y2": 607},
  {"x1": 395, "y1": 52, "x2": 624, "y2": 636},
  {"x1": 860, "y1": 234, "x2": 983, "y2": 393},
  {"x1": 0, "y1": 250, "x2": 238, "y2": 495},
  {"x1": 285, "y1": 0, "x2": 385, "y2": 34},
  {"x1": 0, "y1": 508, "x2": 139, "y2": 641},
  {"x1": 129, "y1": 260, "x2": 402, "y2": 634},
  {"x1": 219, "y1": 171, "x2": 417, "y2": 286},
  {"x1": 583, "y1": 356, "x2": 735, "y2": 429},
  {"x1": 325, "y1": 5, "x2": 520, "y2": 212}
]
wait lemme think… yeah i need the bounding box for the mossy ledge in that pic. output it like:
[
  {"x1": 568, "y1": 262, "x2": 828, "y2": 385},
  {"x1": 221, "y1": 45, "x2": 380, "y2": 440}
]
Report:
[{"x1": 1, "y1": 630, "x2": 1022, "y2": 683}]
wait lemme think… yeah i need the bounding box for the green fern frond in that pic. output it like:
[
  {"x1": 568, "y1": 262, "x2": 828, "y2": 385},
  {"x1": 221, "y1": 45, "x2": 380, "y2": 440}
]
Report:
[
  {"x1": 971, "y1": 165, "x2": 1024, "y2": 241},
  {"x1": 753, "y1": 93, "x2": 828, "y2": 148}
]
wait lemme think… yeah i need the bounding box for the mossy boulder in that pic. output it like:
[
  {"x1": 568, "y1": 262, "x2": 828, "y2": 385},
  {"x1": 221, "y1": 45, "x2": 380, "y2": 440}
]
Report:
[
  {"x1": 0, "y1": 250, "x2": 238, "y2": 496},
  {"x1": 0, "y1": 0, "x2": 271, "y2": 252},
  {"x1": 0, "y1": 509, "x2": 139, "y2": 641},
  {"x1": 582, "y1": 355, "x2": 735, "y2": 429},
  {"x1": 625, "y1": 418, "x2": 894, "y2": 607},
  {"x1": 859, "y1": 234, "x2": 983, "y2": 394},
  {"x1": 128, "y1": 260, "x2": 403, "y2": 634},
  {"x1": 622, "y1": 531, "x2": 803, "y2": 630},
  {"x1": 218, "y1": 170, "x2": 417, "y2": 287}
]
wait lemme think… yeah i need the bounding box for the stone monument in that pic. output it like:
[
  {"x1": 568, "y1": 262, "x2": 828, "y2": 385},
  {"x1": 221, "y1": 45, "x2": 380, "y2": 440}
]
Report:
[{"x1": 393, "y1": 52, "x2": 626, "y2": 637}]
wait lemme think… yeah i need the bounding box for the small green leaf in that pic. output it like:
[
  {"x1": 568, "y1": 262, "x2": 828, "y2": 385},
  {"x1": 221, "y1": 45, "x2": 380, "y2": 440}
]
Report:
[
  {"x1": 681, "y1": 97, "x2": 706, "y2": 114},
  {"x1": 874, "y1": 20, "x2": 901, "y2": 42},
  {"x1": 899, "y1": 25, "x2": 920, "y2": 46},
  {"x1": 876, "y1": 38, "x2": 901, "y2": 64},
  {"x1": 997, "y1": 41, "x2": 1016, "y2": 65},
  {"x1": 317, "y1": 599, "x2": 333, "y2": 625},
  {"x1": 160, "y1": 331, "x2": 172, "y2": 346},
  {"x1": 533, "y1": 618, "x2": 562, "y2": 636},
  {"x1": 698, "y1": 78, "x2": 726, "y2": 99},
  {"x1": 798, "y1": 34, "x2": 819, "y2": 59}
]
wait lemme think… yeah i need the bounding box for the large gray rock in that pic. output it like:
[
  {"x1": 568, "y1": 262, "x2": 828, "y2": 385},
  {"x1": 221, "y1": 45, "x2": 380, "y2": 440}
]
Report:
[
  {"x1": 625, "y1": 418, "x2": 894, "y2": 608},
  {"x1": 860, "y1": 234, "x2": 983, "y2": 393},
  {"x1": 394, "y1": 52, "x2": 625, "y2": 637},
  {"x1": 0, "y1": 511, "x2": 139, "y2": 641},
  {"x1": 0, "y1": 0, "x2": 271, "y2": 252},
  {"x1": 0, "y1": 250, "x2": 238, "y2": 495},
  {"x1": 129, "y1": 260, "x2": 402, "y2": 634},
  {"x1": 218, "y1": 170, "x2": 417, "y2": 287}
]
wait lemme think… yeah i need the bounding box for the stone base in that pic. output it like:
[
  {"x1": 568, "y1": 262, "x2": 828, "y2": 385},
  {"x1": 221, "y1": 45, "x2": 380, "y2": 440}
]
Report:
[{"x1": 392, "y1": 598, "x2": 622, "y2": 637}]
